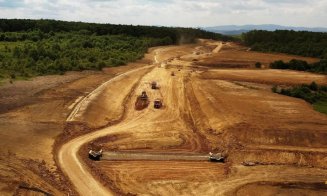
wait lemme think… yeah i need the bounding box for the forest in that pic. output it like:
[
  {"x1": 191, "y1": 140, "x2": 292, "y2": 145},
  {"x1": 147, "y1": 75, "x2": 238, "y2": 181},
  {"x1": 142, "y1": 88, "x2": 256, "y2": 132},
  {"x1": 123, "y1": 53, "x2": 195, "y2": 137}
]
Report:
[
  {"x1": 0, "y1": 19, "x2": 231, "y2": 43},
  {"x1": 270, "y1": 59, "x2": 327, "y2": 74},
  {"x1": 0, "y1": 19, "x2": 230, "y2": 79},
  {"x1": 242, "y1": 30, "x2": 327, "y2": 59}
]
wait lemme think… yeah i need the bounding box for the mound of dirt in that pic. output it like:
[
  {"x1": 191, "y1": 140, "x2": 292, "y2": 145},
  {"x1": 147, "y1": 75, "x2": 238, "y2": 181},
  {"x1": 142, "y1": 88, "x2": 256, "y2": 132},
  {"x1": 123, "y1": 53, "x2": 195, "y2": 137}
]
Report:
[{"x1": 135, "y1": 96, "x2": 149, "y2": 110}]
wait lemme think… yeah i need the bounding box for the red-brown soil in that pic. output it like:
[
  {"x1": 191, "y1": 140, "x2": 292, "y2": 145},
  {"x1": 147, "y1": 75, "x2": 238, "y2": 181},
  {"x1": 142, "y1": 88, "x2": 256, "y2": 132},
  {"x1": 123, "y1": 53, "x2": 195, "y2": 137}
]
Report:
[{"x1": 1, "y1": 40, "x2": 327, "y2": 195}]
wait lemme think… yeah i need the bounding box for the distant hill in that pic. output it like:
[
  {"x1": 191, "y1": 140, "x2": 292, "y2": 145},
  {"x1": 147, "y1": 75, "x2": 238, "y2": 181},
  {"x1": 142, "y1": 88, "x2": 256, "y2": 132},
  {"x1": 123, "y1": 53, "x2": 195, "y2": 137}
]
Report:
[{"x1": 204, "y1": 24, "x2": 327, "y2": 35}]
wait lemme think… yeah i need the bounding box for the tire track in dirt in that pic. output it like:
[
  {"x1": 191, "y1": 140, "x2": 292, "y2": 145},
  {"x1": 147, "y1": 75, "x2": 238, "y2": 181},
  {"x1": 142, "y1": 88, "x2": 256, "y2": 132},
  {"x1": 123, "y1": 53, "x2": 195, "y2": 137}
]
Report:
[
  {"x1": 66, "y1": 65, "x2": 154, "y2": 122},
  {"x1": 58, "y1": 64, "x2": 156, "y2": 196},
  {"x1": 102, "y1": 151, "x2": 209, "y2": 161}
]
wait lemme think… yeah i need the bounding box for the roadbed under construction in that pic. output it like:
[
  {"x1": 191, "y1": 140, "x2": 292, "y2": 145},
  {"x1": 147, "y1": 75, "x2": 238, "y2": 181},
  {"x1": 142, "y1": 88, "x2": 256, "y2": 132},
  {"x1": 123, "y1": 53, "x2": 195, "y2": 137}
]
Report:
[{"x1": 101, "y1": 151, "x2": 210, "y2": 161}]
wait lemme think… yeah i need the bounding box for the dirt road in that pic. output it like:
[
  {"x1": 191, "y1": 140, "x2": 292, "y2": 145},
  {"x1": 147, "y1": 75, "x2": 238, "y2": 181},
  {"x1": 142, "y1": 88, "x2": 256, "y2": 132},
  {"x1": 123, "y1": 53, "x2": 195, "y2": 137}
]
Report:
[
  {"x1": 102, "y1": 151, "x2": 210, "y2": 161},
  {"x1": 57, "y1": 41, "x2": 327, "y2": 195},
  {"x1": 58, "y1": 65, "x2": 156, "y2": 195}
]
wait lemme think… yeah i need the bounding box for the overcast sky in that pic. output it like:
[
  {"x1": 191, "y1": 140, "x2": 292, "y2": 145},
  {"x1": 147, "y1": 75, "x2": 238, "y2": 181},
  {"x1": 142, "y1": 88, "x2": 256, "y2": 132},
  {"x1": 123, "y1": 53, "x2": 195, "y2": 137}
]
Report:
[{"x1": 0, "y1": 0, "x2": 326, "y2": 27}]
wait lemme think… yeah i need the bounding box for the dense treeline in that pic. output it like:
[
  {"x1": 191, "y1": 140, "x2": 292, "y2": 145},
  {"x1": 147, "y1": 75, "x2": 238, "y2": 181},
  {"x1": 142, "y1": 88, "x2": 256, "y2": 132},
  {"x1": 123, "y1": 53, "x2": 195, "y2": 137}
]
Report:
[
  {"x1": 270, "y1": 59, "x2": 327, "y2": 74},
  {"x1": 272, "y1": 82, "x2": 327, "y2": 103},
  {"x1": 0, "y1": 19, "x2": 230, "y2": 79},
  {"x1": 272, "y1": 82, "x2": 327, "y2": 114},
  {"x1": 243, "y1": 30, "x2": 327, "y2": 59},
  {"x1": 0, "y1": 19, "x2": 232, "y2": 43},
  {"x1": 0, "y1": 32, "x2": 170, "y2": 78}
]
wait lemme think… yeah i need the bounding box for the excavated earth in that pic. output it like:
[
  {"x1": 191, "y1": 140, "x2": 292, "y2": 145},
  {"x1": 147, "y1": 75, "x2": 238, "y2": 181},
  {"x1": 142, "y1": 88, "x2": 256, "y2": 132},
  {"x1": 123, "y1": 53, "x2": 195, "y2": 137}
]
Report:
[{"x1": 0, "y1": 40, "x2": 327, "y2": 195}]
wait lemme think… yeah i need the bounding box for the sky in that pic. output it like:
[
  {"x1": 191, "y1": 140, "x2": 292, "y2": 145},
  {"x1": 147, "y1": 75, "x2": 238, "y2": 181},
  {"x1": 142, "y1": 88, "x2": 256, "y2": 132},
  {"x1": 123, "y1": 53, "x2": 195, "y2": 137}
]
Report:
[{"x1": 0, "y1": 0, "x2": 326, "y2": 27}]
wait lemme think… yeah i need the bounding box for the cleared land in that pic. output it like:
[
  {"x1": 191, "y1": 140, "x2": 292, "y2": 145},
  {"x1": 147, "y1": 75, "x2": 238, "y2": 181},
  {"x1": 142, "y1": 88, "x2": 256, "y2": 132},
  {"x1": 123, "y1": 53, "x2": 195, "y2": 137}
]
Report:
[
  {"x1": 0, "y1": 39, "x2": 327, "y2": 195},
  {"x1": 197, "y1": 42, "x2": 319, "y2": 68}
]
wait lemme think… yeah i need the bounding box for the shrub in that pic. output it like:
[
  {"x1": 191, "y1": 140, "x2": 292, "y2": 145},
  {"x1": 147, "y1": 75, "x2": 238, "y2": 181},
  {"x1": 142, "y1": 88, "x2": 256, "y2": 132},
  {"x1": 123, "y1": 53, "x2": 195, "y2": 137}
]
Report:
[
  {"x1": 255, "y1": 62, "x2": 261, "y2": 68},
  {"x1": 10, "y1": 73, "x2": 16, "y2": 79},
  {"x1": 272, "y1": 82, "x2": 327, "y2": 105}
]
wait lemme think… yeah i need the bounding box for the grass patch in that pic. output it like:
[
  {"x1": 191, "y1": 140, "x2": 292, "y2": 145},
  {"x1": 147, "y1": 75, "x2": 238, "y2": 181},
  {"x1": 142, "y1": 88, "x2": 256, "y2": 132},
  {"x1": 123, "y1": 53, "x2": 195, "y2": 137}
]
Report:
[
  {"x1": 313, "y1": 100, "x2": 327, "y2": 115},
  {"x1": 0, "y1": 79, "x2": 5, "y2": 86},
  {"x1": 272, "y1": 82, "x2": 327, "y2": 115}
]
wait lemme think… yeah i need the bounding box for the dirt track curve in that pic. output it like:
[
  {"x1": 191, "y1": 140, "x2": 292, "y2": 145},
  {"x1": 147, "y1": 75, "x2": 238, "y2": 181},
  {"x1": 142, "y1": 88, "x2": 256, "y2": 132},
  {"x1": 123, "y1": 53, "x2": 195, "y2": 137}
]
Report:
[
  {"x1": 58, "y1": 64, "x2": 155, "y2": 196},
  {"x1": 58, "y1": 41, "x2": 327, "y2": 195}
]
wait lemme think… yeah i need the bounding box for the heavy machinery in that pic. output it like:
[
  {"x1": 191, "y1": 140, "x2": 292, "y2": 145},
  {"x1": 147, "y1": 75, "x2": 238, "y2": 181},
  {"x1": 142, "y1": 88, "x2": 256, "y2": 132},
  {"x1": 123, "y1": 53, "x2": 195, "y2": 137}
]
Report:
[
  {"x1": 151, "y1": 81, "x2": 157, "y2": 89},
  {"x1": 154, "y1": 99, "x2": 162, "y2": 109},
  {"x1": 209, "y1": 152, "x2": 225, "y2": 162},
  {"x1": 171, "y1": 72, "x2": 175, "y2": 76},
  {"x1": 135, "y1": 91, "x2": 149, "y2": 110},
  {"x1": 89, "y1": 149, "x2": 103, "y2": 161},
  {"x1": 140, "y1": 91, "x2": 148, "y2": 100},
  {"x1": 242, "y1": 161, "x2": 256, "y2": 166}
]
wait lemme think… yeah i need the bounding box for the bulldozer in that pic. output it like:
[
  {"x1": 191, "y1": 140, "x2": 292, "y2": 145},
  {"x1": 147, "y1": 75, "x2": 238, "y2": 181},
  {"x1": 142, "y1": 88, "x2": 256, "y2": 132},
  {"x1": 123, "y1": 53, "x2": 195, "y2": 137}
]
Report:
[
  {"x1": 154, "y1": 99, "x2": 162, "y2": 109},
  {"x1": 89, "y1": 148, "x2": 103, "y2": 161},
  {"x1": 209, "y1": 152, "x2": 225, "y2": 162}
]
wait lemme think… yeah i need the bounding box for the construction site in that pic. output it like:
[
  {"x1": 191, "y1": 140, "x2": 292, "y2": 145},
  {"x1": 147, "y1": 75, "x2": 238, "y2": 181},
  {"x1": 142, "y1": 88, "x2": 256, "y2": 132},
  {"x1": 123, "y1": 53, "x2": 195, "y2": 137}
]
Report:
[{"x1": 0, "y1": 39, "x2": 327, "y2": 195}]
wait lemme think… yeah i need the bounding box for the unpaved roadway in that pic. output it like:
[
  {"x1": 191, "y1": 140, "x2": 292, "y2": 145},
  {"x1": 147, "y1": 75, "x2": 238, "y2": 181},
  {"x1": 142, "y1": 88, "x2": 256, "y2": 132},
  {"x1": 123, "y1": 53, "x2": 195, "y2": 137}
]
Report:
[
  {"x1": 58, "y1": 64, "x2": 155, "y2": 196},
  {"x1": 102, "y1": 151, "x2": 209, "y2": 161},
  {"x1": 57, "y1": 41, "x2": 327, "y2": 195}
]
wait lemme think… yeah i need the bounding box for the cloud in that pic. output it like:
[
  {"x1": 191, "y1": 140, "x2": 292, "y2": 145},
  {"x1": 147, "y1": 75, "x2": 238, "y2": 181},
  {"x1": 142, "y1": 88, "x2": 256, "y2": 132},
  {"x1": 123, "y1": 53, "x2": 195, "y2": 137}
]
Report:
[{"x1": 0, "y1": 0, "x2": 326, "y2": 27}]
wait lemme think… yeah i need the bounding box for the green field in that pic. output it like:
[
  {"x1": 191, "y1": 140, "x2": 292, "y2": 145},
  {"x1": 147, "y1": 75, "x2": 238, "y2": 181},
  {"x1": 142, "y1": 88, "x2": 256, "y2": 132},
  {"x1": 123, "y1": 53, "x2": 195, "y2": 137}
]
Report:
[{"x1": 313, "y1": 100, "x2": 327, "y2": 115}]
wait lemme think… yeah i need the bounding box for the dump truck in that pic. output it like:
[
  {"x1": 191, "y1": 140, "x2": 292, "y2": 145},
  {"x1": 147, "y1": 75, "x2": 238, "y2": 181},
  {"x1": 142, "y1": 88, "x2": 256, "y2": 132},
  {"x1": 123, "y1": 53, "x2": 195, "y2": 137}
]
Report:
[
  {"x1": 151, "y1": 81, "x2": 157, "y2": 89},
  {"x1": 89, "y1": 149, "x2": 103, "y2": 161},
  {"x1": 209, "y1": 152, "x2": 225, "y2": 162},
  {"x1": 135, "y1": 91, "x2": 149, "y2": 110},
  {"x1": 154, "y1": 99, "x2": 162, "y2": 109}
]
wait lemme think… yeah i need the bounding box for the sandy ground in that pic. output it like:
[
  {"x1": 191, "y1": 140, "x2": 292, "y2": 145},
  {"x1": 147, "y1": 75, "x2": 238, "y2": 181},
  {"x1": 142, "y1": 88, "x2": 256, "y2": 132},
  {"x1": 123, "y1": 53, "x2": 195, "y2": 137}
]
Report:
[
  {"x1": 197, "y1": 42, "x2": 319, "y2": 68},
  {"x1": 1, "y1": 40, "x2": 327, "y2": 195},
  {"x1": 201, "y1": 69, "x2": 327, "y2": 85},
  {"x1": 57, "y1": 40, "x2": 327, "y2": 195},
  {"x1": 0, "y1": 55, "x2": 152, "y2": 194},
  {"x1": 101, "y1": 151, "x2": 209, "y2": 161}
]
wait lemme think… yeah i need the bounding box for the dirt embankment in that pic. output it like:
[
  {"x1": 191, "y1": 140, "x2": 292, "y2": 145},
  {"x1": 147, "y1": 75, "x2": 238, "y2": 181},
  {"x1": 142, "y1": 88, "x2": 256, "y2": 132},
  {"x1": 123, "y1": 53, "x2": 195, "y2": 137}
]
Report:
[
  {"x1": 200, "y1": 69, "x2": 327, "y2": 85},
  {"x1": 84, "y1": 41, "x2": 327, "y2": 195},
  {"x1": 0, "y1": 48, "x2": 154, "y2": 194}
]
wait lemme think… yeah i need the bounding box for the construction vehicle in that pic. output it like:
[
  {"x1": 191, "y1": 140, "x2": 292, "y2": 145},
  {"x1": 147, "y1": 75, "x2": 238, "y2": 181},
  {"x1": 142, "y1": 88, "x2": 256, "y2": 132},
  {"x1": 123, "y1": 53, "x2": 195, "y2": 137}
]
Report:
[
  {"x1": 140, "y1": 91, "x2": 148, "y2": 100},
  {"x1": 135, "y1": 91, "x2": 149, "y2": 110},
  {"x1": 171, "y1": 72, "x2": 175, "y2": 76},
  {"x1": 242, "y1": 161, "x2": 256, "y2": 166},
  {"x1": 154, "y1": 99, "x2": 162, "y2": 109},
  {"x1": 151, "y1": 81, "x2": 157, "y2": 89},
  {"x1": 209, "y1": 152, "x2": 225, "y2": 162},
  {"x1": 89, "y1": 149, "x2": 103, "y2": 161}
]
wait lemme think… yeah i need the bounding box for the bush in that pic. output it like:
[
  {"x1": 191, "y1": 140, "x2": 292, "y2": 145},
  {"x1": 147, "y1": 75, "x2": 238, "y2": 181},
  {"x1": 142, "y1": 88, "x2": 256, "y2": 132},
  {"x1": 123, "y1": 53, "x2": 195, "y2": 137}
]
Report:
[
  {"x1": 255, "y1": 62, "x2": 261, "y2": 68},
  {"x1": 272, "y1": 85, "x2": 278, "y2": 93},
  {"x1": 10, "y1": 73, "x2": 16, "y2": 79},
  {"x1": 272, "y1": 82, "x2": 327, "y2": 104},
  {"x1": 270, "y1": 60, "x2": 287, "y2": 69},
  {"x1": 97, "y1": 61, "x2": 106, "y2": 70},
  {"x1": 309, "y1": 81, "x2": 318, "y2": 91},
  {"x1": 270, "y1": 59, "x2": 327, "y2": 74}
]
